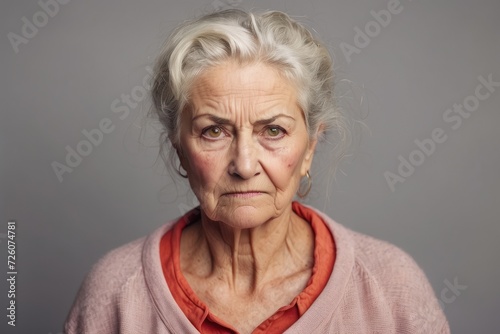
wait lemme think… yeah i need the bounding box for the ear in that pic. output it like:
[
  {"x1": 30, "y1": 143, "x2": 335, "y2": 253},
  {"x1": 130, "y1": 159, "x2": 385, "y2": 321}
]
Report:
[
  {"x1": 176, "y1": 146, "x2": 188, "y2": 170},
  {"x1": 300, "y1": 125, "x2": 324, "y2": 175},
  {"x1": 171, "y1": 136, "x2": 187, "y2": 170},
  {"x1": 300, "y1": 136, "x2": 318, "y2": 176}
]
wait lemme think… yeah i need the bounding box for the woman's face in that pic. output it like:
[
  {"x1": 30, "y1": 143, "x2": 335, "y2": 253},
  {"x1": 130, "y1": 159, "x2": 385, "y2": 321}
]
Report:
[{"x1": 178, "y1": 61, "x2": 317, "y2": 229}]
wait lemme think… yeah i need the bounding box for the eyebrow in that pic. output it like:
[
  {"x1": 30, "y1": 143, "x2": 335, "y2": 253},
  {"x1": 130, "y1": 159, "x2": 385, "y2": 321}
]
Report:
[{"x1": 192, "y1": 113, "x2": 295, "y2": 125}]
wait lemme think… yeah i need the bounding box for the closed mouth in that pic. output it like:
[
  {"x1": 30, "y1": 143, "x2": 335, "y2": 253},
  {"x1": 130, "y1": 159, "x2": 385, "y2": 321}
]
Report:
[{"x1": 224, "y1": 191, "x2": 264, "y2": 198}]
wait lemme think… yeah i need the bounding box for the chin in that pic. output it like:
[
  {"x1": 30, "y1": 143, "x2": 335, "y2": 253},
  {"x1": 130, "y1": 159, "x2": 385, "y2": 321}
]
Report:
[{"x1": 213, "y1": 204, "x2": 274, "y2": 230}]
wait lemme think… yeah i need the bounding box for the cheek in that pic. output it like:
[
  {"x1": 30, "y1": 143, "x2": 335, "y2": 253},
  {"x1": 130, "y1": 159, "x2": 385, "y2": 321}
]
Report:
[
  {"x1": 185, "y1": 150, "x2": 226, "y2": 186},
  {"x1": 284, "y1": 155, "x2": 299, "y2": 171},
  {"x1": 269, "y1": 146, "x2": 304, "y2": 186},
  {"x1": 283, "y1": 144, "x2": 306, "y2": 170}
]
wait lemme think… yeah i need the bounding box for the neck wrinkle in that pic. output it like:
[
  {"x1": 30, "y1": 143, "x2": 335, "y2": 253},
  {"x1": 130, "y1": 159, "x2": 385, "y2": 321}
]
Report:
[{"x1": 199, "y1": 208, "x2": 301, "y2": 294}]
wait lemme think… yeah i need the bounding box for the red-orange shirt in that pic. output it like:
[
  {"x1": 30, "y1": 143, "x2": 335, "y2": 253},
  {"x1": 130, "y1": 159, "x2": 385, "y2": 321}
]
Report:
[{"x1": 160, "y1": 201, "x2": 335, "y2": 334}]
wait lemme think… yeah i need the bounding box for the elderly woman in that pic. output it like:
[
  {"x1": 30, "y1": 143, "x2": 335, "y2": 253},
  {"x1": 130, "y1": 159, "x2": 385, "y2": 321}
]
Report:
[{"x1": 65, "y1": 9, "x2": 449, "y2": 334}]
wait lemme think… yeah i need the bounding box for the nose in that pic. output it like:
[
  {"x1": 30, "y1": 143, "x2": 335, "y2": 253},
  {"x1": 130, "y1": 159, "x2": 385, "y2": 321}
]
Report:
[{"x1": 228, "y1": 134, "x2": 261, "y2": 179}]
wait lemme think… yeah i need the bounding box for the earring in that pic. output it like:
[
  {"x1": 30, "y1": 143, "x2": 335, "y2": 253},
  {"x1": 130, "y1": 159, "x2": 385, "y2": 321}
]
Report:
[
  {"x1": 177, "y1": 162, "x2": 188, "y2": 178},
  {"x1": 297, "y1": 171, "x2": 312, "y2": 198}
]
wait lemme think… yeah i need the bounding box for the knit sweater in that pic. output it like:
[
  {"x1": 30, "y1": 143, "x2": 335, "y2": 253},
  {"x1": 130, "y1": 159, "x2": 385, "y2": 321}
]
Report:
[{"x1": 64, "y1": 205, "x2": 450, "y2": 334}]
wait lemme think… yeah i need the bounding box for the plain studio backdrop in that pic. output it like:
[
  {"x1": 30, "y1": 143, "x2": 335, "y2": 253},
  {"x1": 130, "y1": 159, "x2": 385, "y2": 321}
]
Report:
[{"x1": 1, "y1": 0, "x2": 499, "y2": 332}]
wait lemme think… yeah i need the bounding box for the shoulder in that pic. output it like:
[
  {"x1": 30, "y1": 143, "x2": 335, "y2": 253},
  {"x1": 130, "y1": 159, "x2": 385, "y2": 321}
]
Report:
[
  {"x1": 348, "y1": 228, "x2": 429, "y2": 284},
  {"x1": 347, "y1": 229, "x2": 449, "y2": 332},
  {"x1": 311, "y1": 205, "x2": 434, "y2": 293},
  {"x1": 304, "y1": 204, "x2": 429, "y2": 282},
  {"x1": 64, "y1": 236, "x2": 146, "y2": 332},
  {"x1": 77, "y1": 236, "x2": 147, "y2": 301},
  {"x1": 347, "y1": 229, "x2": 435, "y2": 298},
  {"x1": 64, "y1": 221, "x2": 177, "y2": 334},
  {"x1": 308, "y1": 206, "x2": 450, "y2": 333}
]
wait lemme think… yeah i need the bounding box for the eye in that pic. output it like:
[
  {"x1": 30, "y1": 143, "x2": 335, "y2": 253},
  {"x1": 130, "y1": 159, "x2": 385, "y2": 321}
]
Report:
[
  {"x1": 264, "y1": 126, "x2": 285, "y2": 138},
  {"x1": 202, "y1": 126, "x2": 224, "y2": 139}
]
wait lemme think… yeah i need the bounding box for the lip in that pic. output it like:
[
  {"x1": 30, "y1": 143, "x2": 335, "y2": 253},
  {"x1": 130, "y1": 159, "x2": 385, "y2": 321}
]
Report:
[{"x1": 223, "y1": 191, "x2": 264, "y2": 198}]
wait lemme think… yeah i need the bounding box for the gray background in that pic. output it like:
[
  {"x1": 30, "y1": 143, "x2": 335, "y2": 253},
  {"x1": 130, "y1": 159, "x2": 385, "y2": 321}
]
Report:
[{"x1": 1, "y1": 0, "x2": 499, "y2": 333}]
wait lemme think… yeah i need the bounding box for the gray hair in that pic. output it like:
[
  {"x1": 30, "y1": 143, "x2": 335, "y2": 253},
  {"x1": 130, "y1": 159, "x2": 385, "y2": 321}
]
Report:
[{"x1": 150, "y1": 8, "x2": 349, "y2": 171}]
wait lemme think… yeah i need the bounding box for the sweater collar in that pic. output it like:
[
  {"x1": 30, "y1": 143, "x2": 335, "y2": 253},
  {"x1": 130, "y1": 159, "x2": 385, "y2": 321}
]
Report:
[{"x1": 142, "y1": 204, "x2": 355, "y2": 333}]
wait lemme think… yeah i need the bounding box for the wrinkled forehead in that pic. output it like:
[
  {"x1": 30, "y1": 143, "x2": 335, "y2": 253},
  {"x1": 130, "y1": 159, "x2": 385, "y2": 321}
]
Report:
[{"x1": 184, "y1": 61, "x2": 303, "y2": 122}]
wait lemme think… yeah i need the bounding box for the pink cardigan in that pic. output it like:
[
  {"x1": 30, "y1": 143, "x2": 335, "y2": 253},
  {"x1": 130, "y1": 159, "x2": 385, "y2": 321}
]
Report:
[{"x1": 64, "y1": 206, "x2": 450, "y2": 333}]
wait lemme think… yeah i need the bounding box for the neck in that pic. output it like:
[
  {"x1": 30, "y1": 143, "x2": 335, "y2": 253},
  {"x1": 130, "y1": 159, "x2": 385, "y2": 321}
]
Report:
[{"x1": 181, "y1": 205, "x2": 314, "y2": 294}]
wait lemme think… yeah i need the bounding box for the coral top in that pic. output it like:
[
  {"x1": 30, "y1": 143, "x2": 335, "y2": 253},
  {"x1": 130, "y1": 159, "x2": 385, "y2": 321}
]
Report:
[{"x1": 160, "y1": 201, "x2": 336, "y2": 333}]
